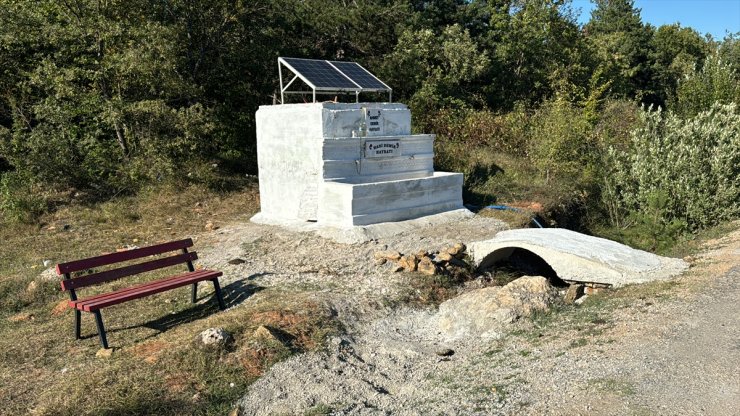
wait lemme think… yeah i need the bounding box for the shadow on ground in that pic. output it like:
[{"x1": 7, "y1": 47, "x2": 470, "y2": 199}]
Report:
[{"x1": 82, "y1": 278, "x2": 264, "y2": 343}]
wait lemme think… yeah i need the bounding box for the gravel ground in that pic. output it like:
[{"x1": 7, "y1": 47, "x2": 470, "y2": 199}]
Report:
[{"x1": 195, "y1": 216, "x2": 739, "y2": 415}]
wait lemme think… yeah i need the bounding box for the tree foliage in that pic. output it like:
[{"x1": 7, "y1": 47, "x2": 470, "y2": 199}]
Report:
[{"x1": 0, "y1": 0, "x2": 738, "y2": 231}]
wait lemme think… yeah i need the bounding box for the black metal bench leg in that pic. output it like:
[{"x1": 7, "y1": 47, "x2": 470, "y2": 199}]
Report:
[
  {"x1": 191, "y1": 282, "x2": 198, "y2": 303},
  {"x1": 212, "y1": 279, "x2": 226, "y2": 310},
  {"x1": 93, "y1": 310, "x2": 109, "y2": 349},
  {"x1": 74, "y1": 310, "x2": 81, "y2": 340}
]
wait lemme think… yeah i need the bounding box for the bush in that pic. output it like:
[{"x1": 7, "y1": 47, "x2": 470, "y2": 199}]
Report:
[
  {"x1": 0, "y1": 170, "x2": 47, "y2": 223},
  {"x1": 527, "y1": 99, "x2": 595, "y2": 184},
  {"x1": 672, "y1": 53, "x2": 740, "y2": 117},
  {"x1": 605, "y1": 102, "x2": 740, "y2": 231}
]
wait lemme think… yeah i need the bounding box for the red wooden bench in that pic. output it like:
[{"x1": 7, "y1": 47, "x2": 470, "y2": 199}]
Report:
[{"x1": 56, "y1": 238, "x2": 224, "y2": 349}]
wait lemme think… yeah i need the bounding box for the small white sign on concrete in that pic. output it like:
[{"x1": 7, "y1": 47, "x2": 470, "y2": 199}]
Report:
[
  {"x1": 366, "y1": 109, "x2": 384, "y2": 135},
  {"x1": 364, "y1": 140, "x2": 401, "y2": 158}
]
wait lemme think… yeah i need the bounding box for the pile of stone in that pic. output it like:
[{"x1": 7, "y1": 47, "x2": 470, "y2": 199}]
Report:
[{"x1": 374, "y1": 243, "x2": 469, "y2": 276}]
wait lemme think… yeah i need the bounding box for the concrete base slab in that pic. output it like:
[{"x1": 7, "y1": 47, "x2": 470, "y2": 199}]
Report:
[
  {"x1": 469, "y1": 228, "x2": 688, "y2": 287},
  {"x1": 251, "y1": 208, "x2": 474, "y2": 244}
]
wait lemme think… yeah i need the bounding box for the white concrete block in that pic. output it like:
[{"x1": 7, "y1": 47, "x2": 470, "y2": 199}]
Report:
[
  {"x1": 317, "y1": 172, "x2": 464, "y2": 227},
  {"x1": 254, "y1": 102, "x2": 464, "y2": 227}
]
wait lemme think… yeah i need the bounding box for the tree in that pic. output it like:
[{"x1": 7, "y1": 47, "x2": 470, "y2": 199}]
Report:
[
  {"x1": 650, "y1": 24, "x2": 709, "y2": 107},
  {"x1": 382, "y1": 24, "x2": 490, "y2": 118},
  {"x1": 584, "y1": 0, "x2": 657, "y2": 104}
]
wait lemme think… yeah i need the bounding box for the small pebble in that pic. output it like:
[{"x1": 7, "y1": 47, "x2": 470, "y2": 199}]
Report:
[{"x1": 436, "y1": 348, "x2": 455, "y2": 357}]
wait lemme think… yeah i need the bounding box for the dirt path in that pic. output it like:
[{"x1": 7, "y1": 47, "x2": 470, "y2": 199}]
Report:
[
  {"x1": 547, "y1": 231, "x2": 740, "y2": 416},
  {"x1": 195, "y1": 218, "x2": 739, "y2": 415}
]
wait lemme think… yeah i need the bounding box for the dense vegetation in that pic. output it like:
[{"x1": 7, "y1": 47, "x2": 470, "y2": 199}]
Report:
[{"x1": 1, "y1": 0, "x2": 738, "y2": 250}]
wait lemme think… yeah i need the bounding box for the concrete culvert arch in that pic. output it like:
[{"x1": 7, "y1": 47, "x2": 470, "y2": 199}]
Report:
[
  {"x1": 478, "y1": 247, "x2": 568, "y2": 287},
  {"x1": 469, "y1": 228, "x2": 689, "y2": 287}
]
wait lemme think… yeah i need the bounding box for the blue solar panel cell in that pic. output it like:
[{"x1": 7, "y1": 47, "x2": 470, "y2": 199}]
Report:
[
  {"x1": 330, "y1": 61, "x2": 388, "y2": 90},
  {"x1": 281, "y1": 58, "x2": 359, "y2": 89}
]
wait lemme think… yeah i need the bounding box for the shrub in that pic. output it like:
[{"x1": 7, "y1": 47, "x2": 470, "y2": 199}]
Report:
[
  {"x1": 0, "y1": 170, "x2": 47, "y2": 223},
  {"x1": 604, "y1": 102, "x2": 740, "y2": 231},
  {"x1": 672, "y1": 52, "x2": 740, "y2": 117},
  {"x1": 527, "y1": 99, "x2": 595, "y2": 184}
]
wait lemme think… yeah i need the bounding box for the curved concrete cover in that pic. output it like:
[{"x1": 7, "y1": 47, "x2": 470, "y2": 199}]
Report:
[{"x1": 469, "y1": 228, "x2": 688, "y2": 287}]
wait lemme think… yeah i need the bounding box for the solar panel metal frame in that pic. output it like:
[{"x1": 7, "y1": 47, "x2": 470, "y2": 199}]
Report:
[{"x1": 278, "y1": 57, "x2": 392, "y2": 103}]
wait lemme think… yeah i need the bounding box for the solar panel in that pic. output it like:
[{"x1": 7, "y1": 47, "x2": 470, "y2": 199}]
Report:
[
  {"x1": 278, "y1": 57, "x2": 392, "y2": 103},
  {"x1": 330, "y1": 61, "x2": 388, "y2": 90},
  {"x1": 281, "y1": 58, "x2": 359, "y2": 90}
]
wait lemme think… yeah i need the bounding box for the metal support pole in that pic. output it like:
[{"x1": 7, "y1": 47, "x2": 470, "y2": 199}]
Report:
[
  {"x1": 212, "y1": 279, "x2": 226, "y2": 310},
  {"x1": 93, "y1": 310, "x2": 108, "y2": 349},
  {"x1": 74, "y1": 310, "x2": 81, "y2": 339},
  {"x1": 182, "y1": 248, "x2": 197, "y2": 303},
  {"x1": 278, "y1": 60, "x2": 284, "y2": 104}
]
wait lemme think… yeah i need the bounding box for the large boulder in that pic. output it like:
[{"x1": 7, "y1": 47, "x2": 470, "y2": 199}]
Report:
[{"x1": 437, "y1": 276, "x2": 558, "y2": 339}]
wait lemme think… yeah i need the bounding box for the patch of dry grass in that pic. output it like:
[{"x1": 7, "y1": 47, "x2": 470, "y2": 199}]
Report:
[{"x1": 0, "y1": 183, "x2": 340, "y2": 415}]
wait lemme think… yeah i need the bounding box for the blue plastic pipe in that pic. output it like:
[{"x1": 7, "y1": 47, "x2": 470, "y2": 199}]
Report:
[{"x1": 484, "y1": 204, "x2": 544, "y2": 228}]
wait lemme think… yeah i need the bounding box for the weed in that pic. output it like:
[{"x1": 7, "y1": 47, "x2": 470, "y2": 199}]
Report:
[
  {"x1": 588, "y1": 377, "x2": 637, "y2": 397},
  {"x1": 304, "y1": 404, "x2": 334, "y2": 415},
  {"x1": 569, "y1": 338, "x2": 588, "y2": 348}
]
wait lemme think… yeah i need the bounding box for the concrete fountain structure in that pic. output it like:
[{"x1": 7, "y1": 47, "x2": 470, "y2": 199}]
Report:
[{"x1": 250, "y1": 102, "x2": 465, "y2": 229}]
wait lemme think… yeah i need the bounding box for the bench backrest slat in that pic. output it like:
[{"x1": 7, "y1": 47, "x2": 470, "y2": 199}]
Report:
[
  {"x1": 59, "y1": 252, "x2": 198, "y2": 291},
  {"x1": 56, "y1": 239, "x2": 194, "y2": 275}
]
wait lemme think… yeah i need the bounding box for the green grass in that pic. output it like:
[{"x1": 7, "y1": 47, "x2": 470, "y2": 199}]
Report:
[
  {"x1": 588, "y1": 377, "x2": 637, "y2": 397},
  {"x1": 0, "y1": 184, "x2": 342, "y2": 416}
]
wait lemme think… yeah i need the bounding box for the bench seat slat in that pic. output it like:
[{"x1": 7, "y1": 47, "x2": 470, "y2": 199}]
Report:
[
  {"x1": 69, "y1": 270, "x2": 222, "y2": 312},
  {"x1": 68, "y1": 269, "x2": 216, "y2": 307},
  {"x1": 60, "y1": 252, "x2": 198, "y2": 291},
  {"x1": 56, "y1": 238, "x2": 194, "y2": 275}
]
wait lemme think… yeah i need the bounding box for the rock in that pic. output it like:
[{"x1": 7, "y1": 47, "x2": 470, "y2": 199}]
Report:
[
  {"x1": 391, "y1": 264, "x2": 404, "y2": 273},
  {"x1": 584, "y1": 286, "x2": 605, "y2": 295},
  {"x1": 374, "y1": 250, "x2": 401, "y2": 261},
  {"x1": 25, "y1": 280, "x2": 38, "y2": 293},
  {"x1": 564, "y1": 283, "x2": 584, "y2": 304},
  {"x1": 205, "y1": 221, "x2": 219, "y2": 231},
  {"x1": 253, "y1": 325, "x2": 285, "y2": 344},
  {"x1": 39, "y1": 267, "x2": 58, "y2": 281},
  {"x1": 417, "y1": 257, "x2": 437, "y2": 275},
  {"x1": 399, "y1": 255, "x2": 418, "y2": 272},
  {"x1": 228, "y1": 258, "x2": 246, "y2": 265},
  {"x1": 374, "y1": 258, "x2": 387, "y2": 266},
  {"x1": 446, "y1": 242, "x2": 466, "y2": 257},
  {"x1": 228, "y1": 407, "x2": 240, "y2": 416},
  {"x1": 414, "y1": 250, "x2": 429, "y2": 260},
  {"x1": 436, "y1": 348, "x2": 455, "y2": 357},
  {"x1": 437, "y1": 276, "x2": 558, "y2": 339},
  {"x1": 43, "y1": 259, "x2": 52, "y2": 267},
  {"x1": 52, "y1": 300, "x2": 69, "y2": 316},
  {"x1": 436, "y1": 252, "x2": 454, "y2": 262},
  {"x1": 7, "y1": 312, "x2": 34, "y2": 322},
  {"x1": 195, "y1": 327, "x2": 233, "y2": 350},
  {"x1": 96, "y1": 348, "x2": 114, "y2": 358}
]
